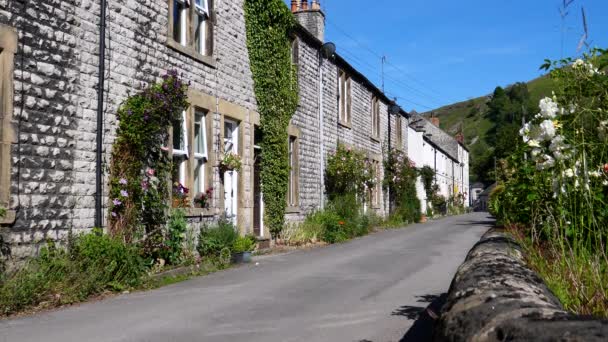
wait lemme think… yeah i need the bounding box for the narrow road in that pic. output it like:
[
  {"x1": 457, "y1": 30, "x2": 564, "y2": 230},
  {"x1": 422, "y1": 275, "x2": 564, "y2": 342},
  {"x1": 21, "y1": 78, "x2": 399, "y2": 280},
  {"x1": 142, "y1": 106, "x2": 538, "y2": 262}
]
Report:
[{"x1": 0, "y1": 213, "x2": 492, "y2": 342}]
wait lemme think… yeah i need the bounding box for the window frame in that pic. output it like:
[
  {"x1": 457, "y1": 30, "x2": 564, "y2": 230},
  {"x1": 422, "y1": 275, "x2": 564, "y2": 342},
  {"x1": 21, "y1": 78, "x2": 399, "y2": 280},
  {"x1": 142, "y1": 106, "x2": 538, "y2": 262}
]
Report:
[
  {"x1": 338, "y1": 70, "x2": 352, "y2": 128},
  {"x1": 167, "y1": 0, "x2": 215, "y2": 67},
  {"x1": 371, "y1": 96, "x2": 380, "y2": 140},
  {"x1": 287, "y1": 136, "x2": 299, "y2": 207},
  {"x1": 0, "y1": 24, "x2": 17, "y2": 224},
  {"x1": 193, "y1": 110, "x2": 208, "y2": 194},
  {"x1": 395, "y1": 115, "x2": 403, "y2": 149},
  {"x1": 286, "y1": 125, "x2": 301, "y2": 213}
]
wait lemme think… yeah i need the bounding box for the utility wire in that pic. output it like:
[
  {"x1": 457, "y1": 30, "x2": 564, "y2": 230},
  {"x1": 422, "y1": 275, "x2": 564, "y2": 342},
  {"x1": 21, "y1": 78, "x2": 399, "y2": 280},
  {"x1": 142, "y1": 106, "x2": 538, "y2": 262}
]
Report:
[{"x1": 325, "y1": 19, "x2": 455, "y2": 104}]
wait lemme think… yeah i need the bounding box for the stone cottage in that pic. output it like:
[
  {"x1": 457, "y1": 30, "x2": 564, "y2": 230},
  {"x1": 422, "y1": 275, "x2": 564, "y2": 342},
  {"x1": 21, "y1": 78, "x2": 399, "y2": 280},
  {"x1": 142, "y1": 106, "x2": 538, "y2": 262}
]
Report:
[{"x1": 0, "y1": 0, "x2": 463, "y2": 261}]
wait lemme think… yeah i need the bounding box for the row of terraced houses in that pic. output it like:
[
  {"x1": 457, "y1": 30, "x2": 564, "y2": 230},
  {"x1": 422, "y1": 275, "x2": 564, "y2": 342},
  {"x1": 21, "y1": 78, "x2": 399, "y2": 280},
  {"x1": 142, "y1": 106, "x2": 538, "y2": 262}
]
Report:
[{"x1": 0, "y1": 0, "x2": 468, "y2": 259}]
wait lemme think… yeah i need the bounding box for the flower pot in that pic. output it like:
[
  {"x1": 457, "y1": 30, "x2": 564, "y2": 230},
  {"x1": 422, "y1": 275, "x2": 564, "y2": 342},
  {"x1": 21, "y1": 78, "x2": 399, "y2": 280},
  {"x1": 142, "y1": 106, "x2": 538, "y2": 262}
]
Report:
[
  {"x1": 420, "y1": 215, "x2": 428, "y2": 223},
  {"x1": 231, "y1": 251, "x2": 252, "y2": 264}
]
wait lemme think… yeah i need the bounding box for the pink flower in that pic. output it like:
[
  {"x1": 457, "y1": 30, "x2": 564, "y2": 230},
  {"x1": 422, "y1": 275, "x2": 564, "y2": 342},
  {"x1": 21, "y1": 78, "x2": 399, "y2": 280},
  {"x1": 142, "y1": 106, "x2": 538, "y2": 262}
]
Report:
[
  {"x1": 111, "y1": 212, "x2": 118, "y2": 218},
  {"x1": 120, "y1": 190, "x2": 129, "y2": 198},
  {"x1": 113, "y1": 198, "x2": 122, "y2": 206},
  {"x1": 146, "y1": 168, "x2": 155, "y2": 176},
  {"x1": 119, "y1": 178, "x2": 128, "y2": 185}
]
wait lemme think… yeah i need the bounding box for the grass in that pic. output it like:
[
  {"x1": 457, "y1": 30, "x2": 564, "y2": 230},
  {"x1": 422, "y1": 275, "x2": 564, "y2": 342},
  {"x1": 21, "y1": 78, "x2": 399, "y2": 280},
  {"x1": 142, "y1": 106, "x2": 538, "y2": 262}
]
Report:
[{"x1": 508, "y1": 225, "x2": 608, "y2": 317}]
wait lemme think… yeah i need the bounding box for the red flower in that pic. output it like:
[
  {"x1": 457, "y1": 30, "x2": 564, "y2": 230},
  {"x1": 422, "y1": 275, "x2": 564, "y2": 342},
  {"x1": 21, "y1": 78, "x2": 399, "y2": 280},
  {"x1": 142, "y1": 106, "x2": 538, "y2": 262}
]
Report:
[
  {"x1": 604, "y1": 164, "x2": 608, "y2": 173},
  {"x1": 338, "y1": 221, "x2": 345, "y2": 225}
]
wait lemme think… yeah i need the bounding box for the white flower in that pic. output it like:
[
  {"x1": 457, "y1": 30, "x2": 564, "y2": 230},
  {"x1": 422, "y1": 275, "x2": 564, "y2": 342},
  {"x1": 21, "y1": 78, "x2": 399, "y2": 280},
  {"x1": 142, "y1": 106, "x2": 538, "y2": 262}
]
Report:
[
  {"x1": 589, "y1": 170, "x2": 602, "y2": 178},
  {"x1": 603, "y1": 180, "x2": 608, "y2": 186},
  {"x1": 573, "y1": 59, "x2": 585, "y2": 68},
  {"x1": 531, "y1": 148, "x2": 541, "y2": 157},
  {"x1": 528, "y1": 139, "x2": 541, "y2": 148},
  {"x1": 519, "y1": 123, "x2": 531, "y2": 142},
  {"x1": 574, "y1": 179, "x2": 580, "y2": 188},
  {"x1": 539, "y1": 97, "x2": 559, "y2": 119},
  {"x1": 563, "y1": 169, "x2": 575, "y2": 178},
  {"x1": 539, "y1": 120, "x2": 556, "y2": 141},
  {"x1": 536, "y1": 154, "x2": 555, "y2": 170}
]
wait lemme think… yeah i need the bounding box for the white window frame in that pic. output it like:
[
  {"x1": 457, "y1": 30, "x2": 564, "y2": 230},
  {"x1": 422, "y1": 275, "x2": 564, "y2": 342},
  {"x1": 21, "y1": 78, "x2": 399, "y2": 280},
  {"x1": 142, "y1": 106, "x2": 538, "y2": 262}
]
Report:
[
  {"x1": 173, "y1": 110, "x2": 189, "y2": 185},
  {"x1": 194, "y1": 0, "x2": 209, "y2": 55},
  {"x1": 193, "y1": 111, "x2": 208, "y2": 194},
  {"x1": 174, "y1": 0, "x2": 188, "y2": 45}
]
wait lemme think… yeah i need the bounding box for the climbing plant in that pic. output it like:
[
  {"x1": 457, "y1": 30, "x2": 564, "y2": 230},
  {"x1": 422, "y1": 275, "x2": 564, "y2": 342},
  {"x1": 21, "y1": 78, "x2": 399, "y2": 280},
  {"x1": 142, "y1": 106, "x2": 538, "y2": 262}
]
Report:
[
  {"x1": 108, "y1": 70, "x2": 189, "y2": 242},
  {"x1": 244, "y1": 0, "x2": 299, "y2": 238},
  {"x1": 383, "y1": 150, "x2": 421, "y2": 223}
]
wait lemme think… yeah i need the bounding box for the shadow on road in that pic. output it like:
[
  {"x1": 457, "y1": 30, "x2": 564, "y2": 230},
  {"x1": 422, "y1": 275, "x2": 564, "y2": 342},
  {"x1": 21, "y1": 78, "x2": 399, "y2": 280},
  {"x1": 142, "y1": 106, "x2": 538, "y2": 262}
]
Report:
[
  {"x1": 394, "y1": 293, "x2": 447, "y2": 342},
  {"x1": 454, "y1": 220, "x2": 495, "y2": 227}
]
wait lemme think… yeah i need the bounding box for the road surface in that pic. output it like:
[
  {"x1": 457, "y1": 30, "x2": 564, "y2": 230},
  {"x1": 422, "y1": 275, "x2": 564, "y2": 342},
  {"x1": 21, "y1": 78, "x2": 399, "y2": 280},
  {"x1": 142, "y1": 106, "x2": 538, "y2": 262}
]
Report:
[{"x1": 0, "y1": 212, "x2": 492, "y2": 342}]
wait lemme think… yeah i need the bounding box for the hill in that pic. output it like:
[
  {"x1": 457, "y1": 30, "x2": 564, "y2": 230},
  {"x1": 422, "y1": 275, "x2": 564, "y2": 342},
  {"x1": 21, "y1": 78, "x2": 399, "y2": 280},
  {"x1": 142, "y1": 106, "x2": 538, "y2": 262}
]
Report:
[{"x1": 423, "y1": 75, "x2": 557, "y2": 183}]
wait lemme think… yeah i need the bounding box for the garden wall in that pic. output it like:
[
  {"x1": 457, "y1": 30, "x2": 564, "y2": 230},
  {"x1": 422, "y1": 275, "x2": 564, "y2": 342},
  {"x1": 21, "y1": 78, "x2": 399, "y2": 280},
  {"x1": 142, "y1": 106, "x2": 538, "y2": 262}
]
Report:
[{"x1": 435, "y1": 229, "x2": 608, "y2": 341}]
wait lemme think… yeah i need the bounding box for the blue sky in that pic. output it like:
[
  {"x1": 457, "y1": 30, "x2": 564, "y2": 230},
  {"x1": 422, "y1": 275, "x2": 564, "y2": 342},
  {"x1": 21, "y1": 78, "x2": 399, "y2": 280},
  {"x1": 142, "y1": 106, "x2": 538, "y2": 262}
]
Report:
[{"x1": 284, "y1": 0, "x2": 608, "y2": 112}]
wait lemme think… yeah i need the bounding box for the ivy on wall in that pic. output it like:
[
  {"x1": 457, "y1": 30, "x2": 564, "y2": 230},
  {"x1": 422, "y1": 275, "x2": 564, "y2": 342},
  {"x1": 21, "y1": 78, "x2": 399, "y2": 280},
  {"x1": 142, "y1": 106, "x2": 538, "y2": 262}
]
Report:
[
  {"x1": 108, "y1": 71, "x2": 189, "y2": 242},
  {"x1": 244, "y1": 0, "x2": 299, "y2": 237}
]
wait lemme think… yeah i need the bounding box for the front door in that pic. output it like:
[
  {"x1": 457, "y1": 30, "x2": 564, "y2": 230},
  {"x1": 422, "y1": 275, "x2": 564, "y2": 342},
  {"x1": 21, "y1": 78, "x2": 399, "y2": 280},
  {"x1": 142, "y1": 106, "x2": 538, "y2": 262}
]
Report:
[
  {"x1": 253, "y1": 126, "x2": 263, "y2": 237},
  {"x1": 224, "y1": 119, "x2": 239, "y2": 226}
]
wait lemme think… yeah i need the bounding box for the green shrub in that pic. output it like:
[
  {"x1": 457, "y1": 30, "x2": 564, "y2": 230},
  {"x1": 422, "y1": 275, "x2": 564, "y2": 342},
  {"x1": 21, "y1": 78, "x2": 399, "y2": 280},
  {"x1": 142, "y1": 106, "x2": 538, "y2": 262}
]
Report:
[
  {"x1": 232, "y1": 235, "x2": 256, "y2": 253},
  {"x1": 165, "y1": 209, "x2": 188, "y2": 265},
  {"x1": 197, "y1": 219, "x2": 238, "y2": 258},
  {"x1": 0, "y1": 231, "x2": 145, "y2": 316}
]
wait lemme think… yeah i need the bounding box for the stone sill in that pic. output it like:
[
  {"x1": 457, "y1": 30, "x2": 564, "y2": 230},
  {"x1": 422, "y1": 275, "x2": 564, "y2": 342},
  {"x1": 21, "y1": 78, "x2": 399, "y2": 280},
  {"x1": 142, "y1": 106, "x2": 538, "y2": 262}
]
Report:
[
  {"x1": 285, "y1": 206, "x2": 300, "y2": 214},
  {"x1": 0, "y1": 210, "x2": 15, "y2": 225},
  {"x1": 182, "y1": 207, "x2": 215, "y2": 218},
  {"x1": 370, "y1": 135, "x2": 380, "y2": 143},
  {"x1": 167, "y1": 39, "x2": 217, "y2": 69},
  {"x1": 338, "y1": 119, "x2": 352, "y2": 129}
]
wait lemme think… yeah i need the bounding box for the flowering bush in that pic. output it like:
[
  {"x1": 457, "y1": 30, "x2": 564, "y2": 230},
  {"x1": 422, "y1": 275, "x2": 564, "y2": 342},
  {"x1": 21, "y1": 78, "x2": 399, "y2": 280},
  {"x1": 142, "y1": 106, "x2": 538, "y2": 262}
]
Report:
[
  {"x1": 509, "y1": 51, "x2": 608, "y2": 242},
  {"x1": 194, "y1": 188, "x2": 214, "y2": 208},
  {"x1": 325, "y1": 144, "x2": 375, "y2": 199},
  {"x1": 496, "y1": 50, "x2": 608, "y2": 315},
  {"x1": 384, "y1": 150, "x2": 421, "y2": 223},
  {"x1": 108, "y1": 70, "x2": 189, "y2": 242}
]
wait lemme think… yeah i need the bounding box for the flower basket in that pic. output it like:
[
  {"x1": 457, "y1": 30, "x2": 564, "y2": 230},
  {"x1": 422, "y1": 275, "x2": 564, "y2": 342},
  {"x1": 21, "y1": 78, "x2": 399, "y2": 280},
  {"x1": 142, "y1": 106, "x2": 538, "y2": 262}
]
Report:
[{"x1": 220, "y1": 152, "x2": 242, "y2": 173}]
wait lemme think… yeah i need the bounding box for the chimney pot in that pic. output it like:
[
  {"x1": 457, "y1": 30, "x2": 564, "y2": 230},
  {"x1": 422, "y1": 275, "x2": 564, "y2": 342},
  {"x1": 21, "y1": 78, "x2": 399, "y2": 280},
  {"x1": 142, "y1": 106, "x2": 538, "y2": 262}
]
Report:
[
  {"x1": 431, "y1": 117, "x2": 440, "y2": 127},
  {"x1": 291, "y1": 0, "x2": 298, "y2": 12},
  {"x1": 301, "y1": 0, "x2": 308, "y2": 10},
  {"x1": 311, "y1": 0, "x2": 321, "y2": 10}
]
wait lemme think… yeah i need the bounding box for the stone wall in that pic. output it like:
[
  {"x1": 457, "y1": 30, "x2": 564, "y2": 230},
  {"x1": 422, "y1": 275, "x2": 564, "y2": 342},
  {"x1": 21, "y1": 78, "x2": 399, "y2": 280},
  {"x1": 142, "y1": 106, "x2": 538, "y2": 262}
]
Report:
[
  {"x1": 434, "y1": 229, "x2": 608, "y2": 341},
  {"x1": 0, "y1": 0, "x2": 259, "y2": 259}
]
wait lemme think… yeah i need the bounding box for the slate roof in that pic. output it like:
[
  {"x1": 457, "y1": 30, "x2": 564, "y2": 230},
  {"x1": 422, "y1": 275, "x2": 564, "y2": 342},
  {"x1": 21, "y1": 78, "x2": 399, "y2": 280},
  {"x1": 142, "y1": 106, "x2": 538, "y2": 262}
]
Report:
[{"x1": 409, "y1": 113, "x2": 460, "y2": 161}]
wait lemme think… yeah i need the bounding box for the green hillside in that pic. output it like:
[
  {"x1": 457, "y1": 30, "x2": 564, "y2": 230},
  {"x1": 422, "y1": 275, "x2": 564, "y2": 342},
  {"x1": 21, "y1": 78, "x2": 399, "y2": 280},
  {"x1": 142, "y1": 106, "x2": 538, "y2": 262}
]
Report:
[{"x1": 423, "y1": 75, "x2": 557, "y2": 183}]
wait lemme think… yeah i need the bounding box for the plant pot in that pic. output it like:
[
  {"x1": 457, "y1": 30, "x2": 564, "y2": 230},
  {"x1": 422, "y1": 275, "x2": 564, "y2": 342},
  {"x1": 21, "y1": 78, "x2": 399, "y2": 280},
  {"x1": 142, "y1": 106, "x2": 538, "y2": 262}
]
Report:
[
  {"x1": 231, "y1": 251, "x2": 252, "y2": 264},
  {"x1": 420, "y1": 215, "x2": 428, "y2": 223}
]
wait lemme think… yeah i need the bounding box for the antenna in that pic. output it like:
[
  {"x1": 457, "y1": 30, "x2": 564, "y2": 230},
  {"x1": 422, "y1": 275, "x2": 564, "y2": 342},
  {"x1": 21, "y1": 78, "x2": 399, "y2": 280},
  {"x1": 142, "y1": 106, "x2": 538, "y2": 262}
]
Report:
[
  {"x1": 577, "y1": 6, "x2": 590, "y2": 52},
  {"x1": 559, "y1": 0, "x2": 575, "y2": 58},
  {"x1": 381, "y1": 56, "x2": 386, "y2": 93}
]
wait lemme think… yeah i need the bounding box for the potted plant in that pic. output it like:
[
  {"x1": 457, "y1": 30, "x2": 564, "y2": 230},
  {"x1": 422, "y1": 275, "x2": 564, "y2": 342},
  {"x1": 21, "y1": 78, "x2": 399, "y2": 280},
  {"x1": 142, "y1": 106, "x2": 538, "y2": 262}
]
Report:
[
  {"x1": 172, "y1": 182, "x2": 190, "y2": 208},
  {"x1": 194, "y1": 187, "x2": 213, "y2": 208},
  {"x1": 231, "y1": 235, "x2": 256, "y2": 264},
  {"x1": 220, "y1": 152, "x2": 242, "y2": 173}
]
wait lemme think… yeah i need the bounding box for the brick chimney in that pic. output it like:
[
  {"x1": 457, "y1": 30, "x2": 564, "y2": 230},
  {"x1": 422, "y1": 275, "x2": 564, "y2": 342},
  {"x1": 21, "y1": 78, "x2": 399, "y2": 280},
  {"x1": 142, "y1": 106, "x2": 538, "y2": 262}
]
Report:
[
  {"x1": 292, "y1": 1, "x2": 325, "y2": 42},
  {"x1": 431, "y1": 116, "x2": 440, "y2": 127},
  {"x1": 455, "y1": 132, "x2": 465, "y2": 144}
]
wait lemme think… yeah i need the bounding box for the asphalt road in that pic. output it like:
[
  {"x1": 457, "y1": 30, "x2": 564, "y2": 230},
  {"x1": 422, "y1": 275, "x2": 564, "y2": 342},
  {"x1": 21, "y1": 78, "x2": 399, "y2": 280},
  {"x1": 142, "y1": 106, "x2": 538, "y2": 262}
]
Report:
[{"x1": 0, "y1": 212, "x2": 492, "y2": 342}]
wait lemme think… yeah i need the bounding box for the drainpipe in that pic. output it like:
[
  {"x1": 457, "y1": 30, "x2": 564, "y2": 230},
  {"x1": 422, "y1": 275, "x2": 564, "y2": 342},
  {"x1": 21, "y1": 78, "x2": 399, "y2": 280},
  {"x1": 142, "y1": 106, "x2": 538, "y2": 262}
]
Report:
[
  {"x1": 95, "y1": 0, "x2": 107, "y2": 228},
  {"x1": 318, "y1": 43, "x2": 335, "y2": 210}
]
